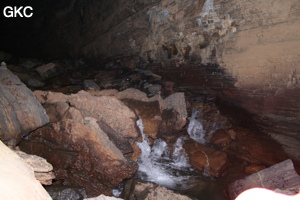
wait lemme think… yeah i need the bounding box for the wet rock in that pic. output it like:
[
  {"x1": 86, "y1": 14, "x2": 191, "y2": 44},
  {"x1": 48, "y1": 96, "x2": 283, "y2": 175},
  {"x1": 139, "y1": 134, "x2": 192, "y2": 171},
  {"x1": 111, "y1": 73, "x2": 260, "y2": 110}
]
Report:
[
  {"x1": 84, "y1": 194, "x2": 123, "y2": 200},
  {"x1": 20, "y1": 119, "x2": 138, "y2": 196},
  {"x1": 190, "y1": 102, "x2": 231, "y2": 140},
  {"x1": 120, "y1": 98, "x2": 162, "y2": 140},
  {"x1": 14, "y1": 150, "x2": 55, "y2": 185},
  {"x1": 35, "y1": 63, "x2": 62, "y2": 80},
  {"x1": 210, "y1": 129, "x2": 232, "y2": 148},
  {"x1": 116, "y1": 89, "x2": 161, "y2": 140},
  {"x1": 0, "y1": 141, "x2": 52, "y2": 200},
  {"x1": 116, "y1": 88, "x2": 188, "y2": 140},
  {"x1": 128, "y1": 141, "x2": 142, "y2": 162},
  {"x1": 183, "y1": 139, "x2": 228, "y2": 177},
  {"x1": 0, "y1": 67, "x2": 49, "y2": 143},
  {"x1": 122, "y1": 180, "x2": 193, "y2": 200},
  {"x1": 226, "y1": 127, "x2": 289, "y2": 166},
  {"x1": 159, "y1": 92, "x2": 188, "y2": 138},
  {"x1": 83, "y1": 79, "x2": 100, "y2": 90},
  {"x1": 46, "y1": 186, "x2": 87, "y2": 200}
]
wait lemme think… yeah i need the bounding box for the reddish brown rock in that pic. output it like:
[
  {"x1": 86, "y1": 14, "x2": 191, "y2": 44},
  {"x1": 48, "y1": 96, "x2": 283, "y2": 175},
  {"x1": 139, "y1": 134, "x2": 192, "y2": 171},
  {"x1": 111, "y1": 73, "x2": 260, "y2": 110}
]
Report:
[
  {"x1": 210, "y1": 129, "x2": 232, "y2": 148},
  {"x1": 121, "y1": 98, "x2": 162, "y2": 140},
  {"x1": 97, "y1": 120, "x2": 133, "y2": 154},
  {"x1": 34, "y1": 90, "x2": 140, "y2": 139},
  {"x1": 226, "y1": 128, "x2": 289, "y2": 166},
  {"x1": 244, "y1": 164, "x2": 266, "y2": 175},
  {"x1": 158, "y1": 92, "x2": 188, "y2": 138},
  {"x1": 20, "y1": 119, "x2": 138, "y2": 197},
  {"x1": 69, "y1": 91, "x2": 139, "y2": 139},
  {"x1": 183, "y1": 140, "x2": 228, "y2": 177},
  {"x1": 0, "y1": 67, "x2": 49, "y2": 143}
]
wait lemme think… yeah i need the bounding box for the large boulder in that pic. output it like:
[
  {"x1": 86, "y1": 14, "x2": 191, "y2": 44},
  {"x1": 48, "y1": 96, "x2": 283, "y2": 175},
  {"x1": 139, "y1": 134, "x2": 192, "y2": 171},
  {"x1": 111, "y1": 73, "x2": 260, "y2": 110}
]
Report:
[
  {"x1": 0, "y1": 67, "x2": 49, "y2": 143},
  {"x1": 69, "y1": 91, "x2": 139, "y2": 138},
  {"x1": 228, "y1": 159, "x2": 300, "y2": 199},
  {"x1": 33, "y1": 90, "x2": 139, "y2": 139},
  {"x1": 158, "y1": 92, "x2": 188, "y2": 138},
  {"x1": 0, "y1": 141, "x2": 52, "y2": 200},
  {"x1": 20, "y1": 118, "x2": 138, "y2": 197}
]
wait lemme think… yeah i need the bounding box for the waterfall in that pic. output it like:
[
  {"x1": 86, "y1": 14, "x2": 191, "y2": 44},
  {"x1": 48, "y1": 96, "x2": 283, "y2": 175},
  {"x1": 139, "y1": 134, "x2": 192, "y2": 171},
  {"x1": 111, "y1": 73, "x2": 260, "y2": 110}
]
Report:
[
  {"x1": 136, "y1": 119, "x2": 192, "y2": 190},
  {"x1": 187, "y1": 110, "x2": 207, "y2": 144}
]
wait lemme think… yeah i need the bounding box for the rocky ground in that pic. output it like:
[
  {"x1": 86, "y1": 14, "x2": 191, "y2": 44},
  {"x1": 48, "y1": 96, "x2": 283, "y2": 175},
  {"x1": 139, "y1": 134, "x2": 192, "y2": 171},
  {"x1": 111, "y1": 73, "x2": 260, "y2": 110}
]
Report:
[{"x1": 0, "y1": 55, "x2": 299, "y2": 199}]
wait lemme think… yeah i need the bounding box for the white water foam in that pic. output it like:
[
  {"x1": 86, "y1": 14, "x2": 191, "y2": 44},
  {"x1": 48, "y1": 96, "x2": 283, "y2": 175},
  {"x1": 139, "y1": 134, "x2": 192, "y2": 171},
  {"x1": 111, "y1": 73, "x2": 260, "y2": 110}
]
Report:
[
  {"x1": 187, "y1": 110, "x2": 207, "y2": 144},
  {"x1": 136, "y1": 119, "x2": 192, "y2": 190}
]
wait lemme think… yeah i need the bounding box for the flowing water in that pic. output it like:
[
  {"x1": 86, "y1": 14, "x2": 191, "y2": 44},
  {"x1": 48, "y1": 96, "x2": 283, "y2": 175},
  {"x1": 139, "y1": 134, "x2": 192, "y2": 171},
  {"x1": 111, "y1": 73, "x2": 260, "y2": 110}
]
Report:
[
  {"x1": 136, "y1": 119, "x2": 193, "y2": 190},
  {"x1": 135, "y1": 110, "x2": 227, "y2": 199}
]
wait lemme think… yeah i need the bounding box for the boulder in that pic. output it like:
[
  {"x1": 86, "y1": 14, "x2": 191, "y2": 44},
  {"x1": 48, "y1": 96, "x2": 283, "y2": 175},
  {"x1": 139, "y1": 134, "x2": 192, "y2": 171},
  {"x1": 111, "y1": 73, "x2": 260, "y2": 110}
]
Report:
[
  {"x1": 35, "y1": 63, "x2": 62, "y2": 80},
  {"x1": 0, "y1": 67, "x2": 49, "y2": 143},
  {"x1": 0, "y1": 141, "x2": 52, "y2": 200},
  {"x1": 228, "y1": 159, "x2": 300, "y2": 199},
  {"x1": 14, "y1": 150, "x2": 55, "y2": 185},
  {"x1": 34, "y1": 90, "x2": 139, "y2": 139},
  {"x1": 83, "y1": 79, "x2": 100, "y2": 90},
  {"x1": 158, "y1": 92, "x2": 188, "y2": 138},
  {"x1": 122, "y1": 180, "x2": 193, "y2": 200},
  {"x1": 19, "y1": 118, "x2": 138, "y2": 197},
  {"x1": 120, "y1": 98, "x2": 162, "y2": 140},
  {"x1": 20, "y1": 59, "x2": 41, "y2": 69},
  {"x1": 43, "y1": 102, "x2": 84, "y2": 124},
  {"x1": 210, "y1": 129, "x2": 232, "y2": 148},
  {"x1": 69, "y1": 91, "x2": 139, "y2": 138},
  {"x1": 183, "y1": 139, "x2": 228, "y2": 177},
  {"x1": 226, "y1": 127, "x2": 289, "y2": 166}
]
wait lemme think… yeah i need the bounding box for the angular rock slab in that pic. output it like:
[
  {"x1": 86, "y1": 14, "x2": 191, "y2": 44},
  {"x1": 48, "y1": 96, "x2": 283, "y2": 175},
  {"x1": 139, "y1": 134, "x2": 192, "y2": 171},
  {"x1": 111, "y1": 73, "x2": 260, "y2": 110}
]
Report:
[
  {"x1": 228, "y1": 159, "x2": 300, "y2": 199},
  {"x1": 0, "y1": 141, "x2": 52, "y2": 200},
  {"x1": 0, "y1": 67, "x2": 49, "y2": 142},
  {"x1": 33, "y1": 90, "x2": 139, "y2": 139},
  {"x1": 20, "y1": 118, "x2": 138, "y2": 196},
  {"x1": 14, "y1": 150, "x2": 55, "y2": 185}
]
